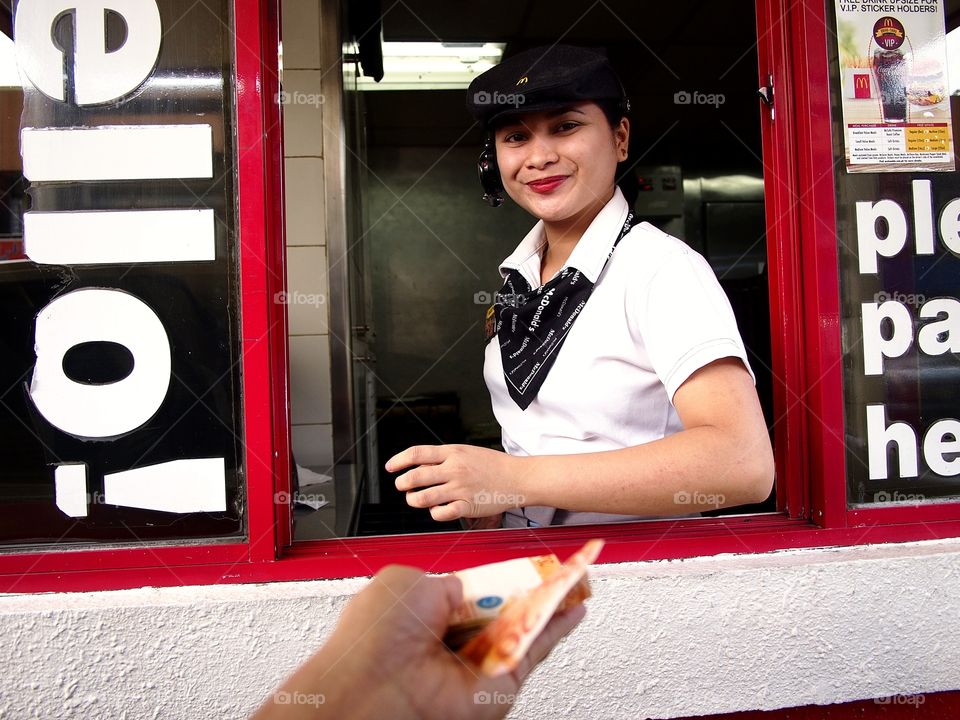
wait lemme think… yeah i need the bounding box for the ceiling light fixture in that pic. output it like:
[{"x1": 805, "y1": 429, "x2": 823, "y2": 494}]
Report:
[{"x1": 354, "y1": 42, "x2": 505, "y2": 91}]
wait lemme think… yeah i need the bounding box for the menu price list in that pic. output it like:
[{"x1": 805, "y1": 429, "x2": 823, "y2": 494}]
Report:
[{"x1": 849, "y1": 122, "x2": 952, "y2": 164}]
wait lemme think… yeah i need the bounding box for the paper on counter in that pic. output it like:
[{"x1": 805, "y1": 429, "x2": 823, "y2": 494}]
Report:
[{"x1": 295, "y1": 464, "x2": 332, "y2": 486}]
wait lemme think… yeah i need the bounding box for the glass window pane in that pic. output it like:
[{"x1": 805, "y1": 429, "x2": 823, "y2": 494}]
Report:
[
  {"x1": 830, "y1": 0, "x2": 960, "y2": 506},
  {"x1": 0, "y1": 0, "x2": 245, "y2": 546}
]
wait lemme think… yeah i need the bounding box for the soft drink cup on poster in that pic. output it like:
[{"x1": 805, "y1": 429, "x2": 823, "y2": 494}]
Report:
[{"x1": 874, "y1": 48, "x2": 907, "y2": 123}]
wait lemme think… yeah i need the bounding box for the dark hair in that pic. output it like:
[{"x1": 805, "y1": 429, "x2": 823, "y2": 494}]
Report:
[{"x1": 595, "y1": 98, "x2": 627, "y2": 128}]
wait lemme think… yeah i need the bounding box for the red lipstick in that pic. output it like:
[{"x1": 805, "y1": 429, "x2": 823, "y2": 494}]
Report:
[{"x1": 526, "y1": 176, "x2": 567, "y2": 194}]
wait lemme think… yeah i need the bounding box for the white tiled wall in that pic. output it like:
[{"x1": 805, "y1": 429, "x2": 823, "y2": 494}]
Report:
[
  {"x1": 285, "y1": 246, "x2": 328, "y2": 334},
  {"x1": 284, "y1": 158, "x2": 326, "y2": 246},
  {"x1": 281, "y1": 0, "x2": 333, "y2": 471},
  {"x1": 289, "y1": 334, "x2": 332, "y2": 425},
  {"x1": 280, "y1": 70, "x2": 325, "y2": 158},
  {"x1": 280, "y1": 0, "x2": 321, "y2": 68}
]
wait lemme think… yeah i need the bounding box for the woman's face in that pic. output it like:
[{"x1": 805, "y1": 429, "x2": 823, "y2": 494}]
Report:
[{"x1": 494, "y1": 101, "x2": 629, "y2": 225}]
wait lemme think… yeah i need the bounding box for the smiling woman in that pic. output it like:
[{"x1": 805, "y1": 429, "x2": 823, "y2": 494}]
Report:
[
  {"x1": 386, "y1": 45, "x2": 774, "y2": 529},
  {"x1": 494, "y1": 102, "x2": 628, "y2": 282}
]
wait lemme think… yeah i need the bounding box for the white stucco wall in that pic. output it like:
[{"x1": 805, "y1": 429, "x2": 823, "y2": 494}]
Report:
[{"x1": 1, "y1": 538, "x2": 959, "y2": 719}]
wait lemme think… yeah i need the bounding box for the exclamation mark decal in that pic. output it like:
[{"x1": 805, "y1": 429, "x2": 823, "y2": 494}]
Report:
[
  {"x1": 54, "y1": 464, "x2": 88, "y2": 517},
  {"x1": 104, "y1": 458, "x2": 227, "y2": 513}
]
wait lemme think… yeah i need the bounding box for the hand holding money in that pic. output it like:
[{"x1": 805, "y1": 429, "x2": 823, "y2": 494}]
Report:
[
  {"x1": 448, "y1": 539, "x2": 604, "y2": 676},
  {"x1": 250, "y1": 551, "x2": 594, "y2": 720}
]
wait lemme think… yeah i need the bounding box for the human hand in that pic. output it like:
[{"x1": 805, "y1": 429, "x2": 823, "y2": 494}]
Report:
[
  {"x1": 386, "y1": 445, "x2": 527, "y2": 521},
  {"x1": 251, "y1": 565, "x2": 585, "y2": 720}
]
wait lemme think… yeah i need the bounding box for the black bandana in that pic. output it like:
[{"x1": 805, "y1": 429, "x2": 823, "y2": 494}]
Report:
[{"x1": 491, "y1": 212, "x2": 636, "y2": 410}]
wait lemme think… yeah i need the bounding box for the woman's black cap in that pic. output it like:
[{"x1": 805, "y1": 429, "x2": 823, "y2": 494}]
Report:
[{"x1": 466, "y1": 45, "x2": 626, "y2": 128}]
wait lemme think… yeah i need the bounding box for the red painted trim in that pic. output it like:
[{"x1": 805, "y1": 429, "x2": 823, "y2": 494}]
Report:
[
  {"x1": 6, "y1": 515, "x2": 960, "y2": 593},
  {"x1": 791, "y1": 0, "x2": 848, "y2": 529},
  {"x1": 258, "y1": 0, "x2": 293, "y2": 551},
  {"x1": 755, "y1": 0, "x2": 808, "y2": 520},
  {"x1": 0, "y1": 239, "x2": 26, "y2": 261},
  {"x1": 680, "y1": 689, "x2": 958, "y2": 718},
  {"x1": 848, "y1": 503, "x2": 960, "y2": 526},
  {"x1": 270, "y1": 0, "x2": 293, "y2": 552},
  {"x1": 0, "y1": 544, "x2": 248, "y2": 582},
  {"x1": 234, "y1": 0, "x2": 283, "y2": 562}
]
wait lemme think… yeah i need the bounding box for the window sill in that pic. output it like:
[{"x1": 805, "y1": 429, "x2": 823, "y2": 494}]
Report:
[{"x1": 5, "y1": 511, "x2": 960, "y2": 593}]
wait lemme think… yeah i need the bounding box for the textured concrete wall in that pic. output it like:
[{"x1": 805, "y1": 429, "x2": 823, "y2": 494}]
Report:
[{"x1": 2, "y1": 538, "x2": 959, "y2": 719}]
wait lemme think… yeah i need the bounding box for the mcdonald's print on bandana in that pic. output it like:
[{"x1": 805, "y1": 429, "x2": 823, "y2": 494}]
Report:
[{"x1": 490, "y1": 213, "x2": 635, "y2": 410}]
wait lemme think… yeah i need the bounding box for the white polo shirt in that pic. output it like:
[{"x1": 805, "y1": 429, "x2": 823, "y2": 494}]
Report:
[{"x1": 483, "y1": 188, "x2": 754, "y2": 527}]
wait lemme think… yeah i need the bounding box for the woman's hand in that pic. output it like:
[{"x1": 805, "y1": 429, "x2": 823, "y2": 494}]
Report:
[{"x1": 386, "y1": 445, "x2": 527, "y2": 521}]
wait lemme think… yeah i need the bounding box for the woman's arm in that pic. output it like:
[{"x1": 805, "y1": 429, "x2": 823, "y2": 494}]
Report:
[{"x1": 387, "y1": 358, "x2": 774, "y2": 521}]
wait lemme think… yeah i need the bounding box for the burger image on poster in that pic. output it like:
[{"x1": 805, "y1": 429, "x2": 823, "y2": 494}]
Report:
[{"x1": 907, "y1": 56, "x2": 947, "y2": 115}]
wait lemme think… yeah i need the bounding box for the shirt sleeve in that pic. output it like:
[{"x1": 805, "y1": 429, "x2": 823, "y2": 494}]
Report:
[{"x1": 636, "y1": 247, "x2": 755, "y2": 402}]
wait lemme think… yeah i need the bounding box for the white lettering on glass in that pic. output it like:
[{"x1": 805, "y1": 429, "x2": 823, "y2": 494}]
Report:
[
  {"x1": 28, "y1": 288, "x2": 171, "y2": 439},
  {"x1": 861, "y1": 300, "x2": 913, "y2": 375},
  {"x1": 54, "y1": 464, "x2": 88, "y2": 518},
  {"x1": 15, "y1": 0, "x2": 162, "y2": 105},
  {"x1": 866, "y1": 404, "x2": 919, "y2": 481},
  {"x1": 104, "y1": 458, "x2": 227, "y2": 513},
  {"x1": 25, "y1": 208, "x2": 215, "y2": 264},
  {"x1": 21, "y1": 125, "x2": 214, "y2": 181}
]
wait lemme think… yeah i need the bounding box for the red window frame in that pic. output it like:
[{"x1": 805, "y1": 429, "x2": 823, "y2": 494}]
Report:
[{"x1": 3, "y1": 0, "x2": 960, "y2": 594}]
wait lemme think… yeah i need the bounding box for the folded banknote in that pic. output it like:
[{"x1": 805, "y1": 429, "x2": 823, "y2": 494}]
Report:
[{"x1": 445, "y1": 539, "x2": 603, "y2": 676}]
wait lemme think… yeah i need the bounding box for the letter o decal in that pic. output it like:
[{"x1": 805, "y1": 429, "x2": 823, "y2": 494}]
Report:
[{"x1": 28, "y1": 288, "x2": 171, "y2": 438}]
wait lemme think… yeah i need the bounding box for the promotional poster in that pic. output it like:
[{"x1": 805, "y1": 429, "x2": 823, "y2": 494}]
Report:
[{"x1": 835, "y1": 0, "x2": 955, "y2": 173}]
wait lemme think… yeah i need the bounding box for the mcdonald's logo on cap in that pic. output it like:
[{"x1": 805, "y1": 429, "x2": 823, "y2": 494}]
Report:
[{"x1": 516, "y1": 76, "x2": 528, "y2": 86}]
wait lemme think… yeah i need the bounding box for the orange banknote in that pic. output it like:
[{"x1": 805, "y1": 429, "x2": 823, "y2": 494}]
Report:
[{"x1": 447, "y1": 539, "x2": 603, "y2": 676}]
